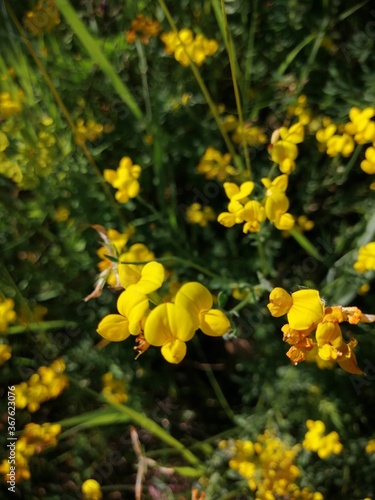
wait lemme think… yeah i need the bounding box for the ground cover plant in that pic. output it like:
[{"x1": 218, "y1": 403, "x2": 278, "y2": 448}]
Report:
[{"x1": 1, "y1": 0, "x2": 375, "y2": 498}]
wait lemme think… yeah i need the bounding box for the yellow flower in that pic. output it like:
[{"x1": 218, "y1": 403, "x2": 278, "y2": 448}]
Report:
[
  {"x1": 82, "y1": 479, "x2": 103, "y2": 500},
  {"x1": 315, "y1": 319, "x2": 344, "y2": 361},
  {"x1": 267, "y1": 288, "x2": 325, "y2": 330},
  {"x1": 118, "y1": 261, "x2": 165, "y2": 294},
  {"x1": 217, "y1": 200, "x2": 245, "y2": 227},
  {"x1": 231, "y1": 124, "x2": 267, "y2": 146},
  {"x1": 345, "y1": 107, "x2": 375, "y2": 144},
  {"x1": 354, "y1": 241, "x2": 375, "y2": 273},
  {"x1": 14, "y1": 359, "x2": 68, "y2": 413},
  {"x1": 197, "y1": 147, "x2": 237, "y2": 181},
  {"x1": 0, "y1": 91, "x2": 23, "y2": 118},
  {"x1": 269, "y1": 123, "x2": 304, "y2": 174},
  {"x1": 279, "y1": 122, "x2": 305, "y2": 144},
  {"x1": 174, "y1": 282, "x2": 230, "y2": 336},
  {"x1": 0, "y1": 297, "x2": 17, "y2": 333},
  {"x1": 101, "y1": 372, "x2": 128, "y2": 404},
  {"x1": 360, "y1": 146, "x2": 375, "y2": 175},
  {"x1": 316, "y1": 123, "x2": 337, "y2": 145},
  {"x1": 125, "y1": 14, "x2": 160, "y2": 44},
  {"x1": 104, "y1": 156, "x2": 141, "y2": 203},
  {"x1": 262, "y1": 175, "x2": 294, "y2": 229},
  {"x1": 303, "y1": 420, "x2": 343, "y2": 459},
  {"x1": 144, "y1": 303, "x2": 196, "y2": 363},
  {"x1": 365, "y1": 439, "x2": 375, "y2": 454},
  {"x1": 97, "y1": 289, "x2": 149, "y2": 341},
  {"x1": 241, "y1": 200, "x2": 266, "y2": 233},
  {"x1": 161, "y1": 29, "x2": 218, "y2": 67},
  {"x1": 224, "y1": 181, "x2": 255, "y2": 202},
  {"x1": 186, "y1": 203, "x2": 216, "y2": 227},
  {"x1": 0, "y1": 344, "x2": 12, "y2": 366},
  {"x1": 74, "y1": 119, "x2": 103, "y2": 145},
  {"x1": 326, "y1": 132, "x2": 355, "y2": 157}
]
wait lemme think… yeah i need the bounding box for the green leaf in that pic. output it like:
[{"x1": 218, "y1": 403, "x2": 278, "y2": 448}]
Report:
[{"x1": 55, "y1": 0, "x2": 143, "y2": 121}]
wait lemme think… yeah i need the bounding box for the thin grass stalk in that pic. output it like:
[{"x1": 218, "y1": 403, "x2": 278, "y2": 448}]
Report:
[
  {"x1": 157, "y1": 0, "x2": 238, "y2": 166},
  {"x1": 220, "y1": 0, "x2": 251, "y2": 178},
  {"x1": 69, "y1": 378, "x2": 205, "y2": 471}
]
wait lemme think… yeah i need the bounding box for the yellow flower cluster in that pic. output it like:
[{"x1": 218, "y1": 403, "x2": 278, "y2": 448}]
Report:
[
  {"x1": 104, "y1": 156, "x2": 142, "y2": 203},
  {"x1": 196, "y1": 147, "x2": 237, "y2": 181},
  {"x1": 218, "y1": 175, "x2": 294, "y2": 233},
  {"x1": 125, "y1": 14, "x2": 160, "y2": 44},
  {"x1": 95, "y1": 243, "x2": 230, "y2": 363},
  {"x1": 0, "y1": 125, "x2": 57, "y2": 189},
  {"x1": 282, "y1": 215, "x2": 314, "y2": 238},
  {"x1": 74, "y1": 119, "x2": 104, "y2": 145},
  {"x1": 354, "y1": 241, "x2": 375, "y2": 273},
  {"x1": 101, "y1": 372, "x2": 128, "y2": 404},
  {"x1": 287, "y1": 95, "x2": 313, "y2": 126},
  {"x1": 0, "y1": 344, "x2": 12, "y2": 366},
  {"x1": 316, "y1": 107, "x2": 375, "y2": 165},
  {"x1": 0, "y1": 297, "x2": 16, "y2": 333},
  {"x1": 17, "y1": 130, "x2": 57, "y2": 177},
  {"x1": 0, "y1": 90, "x2": 23, "y2": 119},
  {"x1": 222, "y1": 431, "x2": 323, "y2": 500},
  {"x1": 161, "y1": 29, "x2": 218, "y2": 67},
  {"x1": 186, "y1": 203, "x2": 215, "y2": 227},
  {"x1": 15, "y1": 359, "x2": 69, "y2": 412},
  {"x1": 267, "y1": 287, "x2": 375, "y2": 374},
  {"x1": 82, "y1": 479, "x2": 103, "y2": 500},
  {"x1": 0, "y1": 422, "x2": 61, "y2": 482},
  {"x1": 223, "y1": 115, "x2": 267, "y2": 146},
  {"x1": 302, "y1": 420, "x2": 343, "y2": 459},
  {"x1": 23, "y1": 0, "x2": 60, "y2": 35},
  {"x1": 269, "y1": 122, "x2": 305, "y2": 174}
]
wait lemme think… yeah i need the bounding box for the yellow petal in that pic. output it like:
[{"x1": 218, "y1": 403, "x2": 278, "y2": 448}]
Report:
[
  {"x1": 117, "y1": 289, "x2": 149, "y2": 335},
  {"x1": 217, "y1": 212, "x2": 237, "y2": 227},
  {"x1": 128, "y1": 261, "x2": 165, "y2": 294},
  {"x1": 175, "y1": 282, "x2": 213, "y2": 328},
  {"x1": 103, "y1": 169, "x2": 117, "y2": 185},
  {"x1": 200, "y1": 309, "x2": 230, "y2": 336},
  {"x1": 97, "y1": 314, "x2": 130, "y2": 342},
  {"x1": 288, "y1": 289, "x2": 325, "y2": 330},
  {"x1": 274, "y1": 212, "x2": 295, "y2": 230},
  {"x1": 161, "y1": 339, "x2": 187, "y2": 364},
  {"x1": 265, "y1": 192, "x2": 289, "y2": 221},
  {"x1": 118, "y1": 263, "x2": 142, "y2": 289},
  {"x1": 267, "y1": 287, "x2": 293, "y2": 317},
  {"x1": 144, "y1": 303, "x2": 196, "y2": 346},
  {"x1": 337, "y1": 340, "x2": 363, "y2": 375}
]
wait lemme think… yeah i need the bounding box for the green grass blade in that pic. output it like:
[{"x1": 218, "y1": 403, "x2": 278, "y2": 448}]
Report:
[
  {"x1": 55, "y1": 0, "x2": 143, "y2": 121},
  {"x1": 275, "y1": 33, "x2": 316, "y2": 78}
]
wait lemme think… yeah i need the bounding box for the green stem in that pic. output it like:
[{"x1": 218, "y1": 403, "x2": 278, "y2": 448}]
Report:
[
  {"x1": 220, "y1": 0, "x2": 251, "y2": 178},
  {"x1": 6, "y1": 320, "x2": 77, "y2": 335},
  {"x1": 69, "y1": 378, "x2": 205, "y2": 471},
  {"x1": 257, "y1": 234, "x2": 269, "y2": 276},
  {"x1": 135, "y1": 39, "x2": 152, "y2": 123},
  {"x1": 289, "y1": 228, "x2": 323, "y2": 260},
  {"x1": 157, "y1": 0, "x2": 238, "y2": 164},
  {"x1": 192, "y1": 336, "x2": 235, "y2": 423}
]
